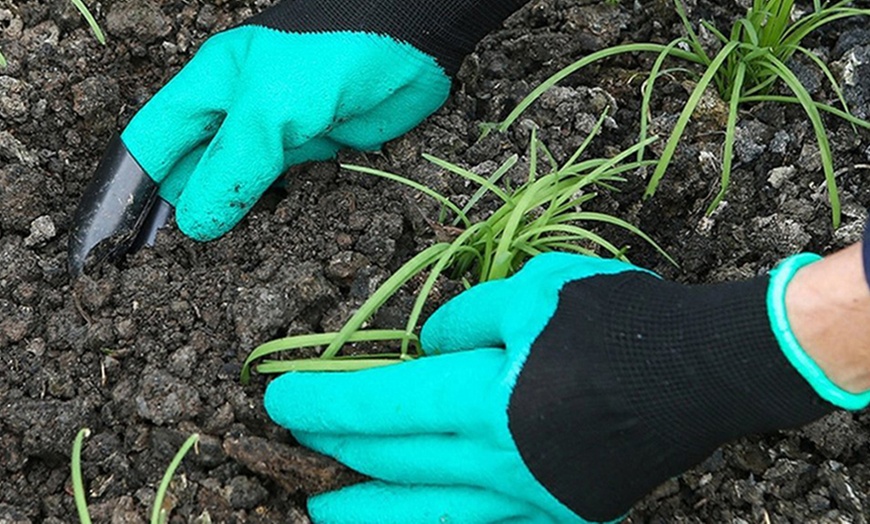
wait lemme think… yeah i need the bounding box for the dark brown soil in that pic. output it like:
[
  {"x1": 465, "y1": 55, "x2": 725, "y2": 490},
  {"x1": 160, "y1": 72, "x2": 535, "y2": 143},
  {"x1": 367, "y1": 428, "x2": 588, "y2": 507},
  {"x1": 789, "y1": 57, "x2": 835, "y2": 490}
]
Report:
[{"x1": 2, "y1": 0, "x2": 870, "y2": 522}]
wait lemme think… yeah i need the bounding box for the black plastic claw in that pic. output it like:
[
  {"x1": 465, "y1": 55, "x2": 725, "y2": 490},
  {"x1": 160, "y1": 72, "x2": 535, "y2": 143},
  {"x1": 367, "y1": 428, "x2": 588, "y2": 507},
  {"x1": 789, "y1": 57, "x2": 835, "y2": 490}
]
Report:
[{"x1": 68, "y1": 133, "x2": 172, "y2": 277}]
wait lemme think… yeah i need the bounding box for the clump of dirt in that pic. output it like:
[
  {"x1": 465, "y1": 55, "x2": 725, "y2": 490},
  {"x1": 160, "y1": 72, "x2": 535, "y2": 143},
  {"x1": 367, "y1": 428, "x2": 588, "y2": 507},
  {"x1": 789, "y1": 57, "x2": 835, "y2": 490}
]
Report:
[{"x1": 2, "y1": 0, "x2": 870, "y2": 522}]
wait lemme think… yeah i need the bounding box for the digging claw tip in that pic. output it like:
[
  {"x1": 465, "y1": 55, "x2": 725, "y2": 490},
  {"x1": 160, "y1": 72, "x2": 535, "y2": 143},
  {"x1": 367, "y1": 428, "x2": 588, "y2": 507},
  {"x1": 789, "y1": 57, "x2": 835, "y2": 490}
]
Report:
[{"x1": 68, "y1": 133, "x2": 171, "y2": 277}]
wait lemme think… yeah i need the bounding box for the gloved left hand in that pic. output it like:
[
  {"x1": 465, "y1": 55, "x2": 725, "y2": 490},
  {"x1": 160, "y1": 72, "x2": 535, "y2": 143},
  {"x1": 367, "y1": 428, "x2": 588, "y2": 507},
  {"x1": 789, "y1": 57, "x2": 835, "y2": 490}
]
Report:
[
  {"x1": 70, "y1": 0, "x2": 527, "y2": 273},
  {"x1": 264, "y1": 252, "x2": 866, "y2": 524}
]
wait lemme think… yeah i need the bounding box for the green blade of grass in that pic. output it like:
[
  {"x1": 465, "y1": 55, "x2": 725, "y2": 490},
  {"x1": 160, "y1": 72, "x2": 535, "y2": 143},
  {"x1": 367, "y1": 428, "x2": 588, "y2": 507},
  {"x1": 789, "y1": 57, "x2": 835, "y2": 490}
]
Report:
[
  {"x1": 0, "y1": 50, "x2": 6, "y2": 69},
  {"x1": 538, "y1": 242, "x2": 598, "y2": 256},
  {"x1": 498, "y1": 42, "x2": 702, "y2": 132},
  {"x1": 151, "y1": 434, "x2": 199, "y2": 524},
  {"x1": 735, "y1": 17, "x2": 761, "y2": 46},
  {"x1": 674, "y1": 0, "x2": 712, "y2": 64},
  {"x1": 760, "y1": 0, "x2": 795, "y2": 48},
  {"x1": 791, "y1": 44, "x2": 853, "y2": 125},
  {"x1": 323, "y1": 243, "x2": 450, "y2": 357},
  {"x1": 740, "y1": 95, "x2": 870, "y2": 129},
  {"x1": 342, "y1": 164, "x2": 471, "y2": 228},
  {"x1": 562, "y1": 107, "x2": 611, "y2": 170},
  {"x1": 535, "y1": 138, "x2": 559, "y2": 173},
  {"x1": 242, "y1": 330, "x2": 419, "y2": 382},
  {"x1": 545, "y1": 211, "x2": 675, "y2": 265},
  {"x1": 488, "y1": 177, "x2": 545, "y2": 280},
  {"x1": 528, "y1": 126, "x2": 538, "y2": 184},
  {"x1": 517, "y1": 223, "x2": 625, "y2": 258},
  {"x1": 645, "y1": 41, "x2": 740, "y2": 199},
  {"x1": 403, "y1": 223, "x2": 488, "y2": 354},
  {"x1": 702, "y1": 19, "x2": 730, "y2": 45},
  {"x1": 257, "y1": 357, "x2": 408, "y2": 373},
  {"x1": 453, "y1": 155, "x2": 517, "y2": 226},
  {"x1": 639, "y1": 39, "x2": 684, "y2": 162},
  {"x1": 764, "y1": 55, "x2": 839, "y2": 226},
  {"x1": 69, "y1": 0, "x2": 106, "y2": 44},
  {"x1": 708, "y1": 60, "x2": 745, "y2": 214},
  {"x1": 783, "y1": 9, "x2": 868, "y2": 50},
  {"x1": 71, "y1": 428, "x2": 93, "y2": 524},
  {"x1": 423, "y1": 153, "x2": 513, "y2": 205}
]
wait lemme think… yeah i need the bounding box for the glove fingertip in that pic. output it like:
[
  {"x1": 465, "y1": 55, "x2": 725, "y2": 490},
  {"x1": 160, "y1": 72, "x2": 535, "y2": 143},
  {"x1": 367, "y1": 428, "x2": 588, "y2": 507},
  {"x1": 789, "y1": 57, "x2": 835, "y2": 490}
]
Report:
[
  {"x1": 307, "y1": 490, "x2": 352, "y2": 524},
  {"x1": 175, "y1": 202, "x2": 235, "y2": 241}
]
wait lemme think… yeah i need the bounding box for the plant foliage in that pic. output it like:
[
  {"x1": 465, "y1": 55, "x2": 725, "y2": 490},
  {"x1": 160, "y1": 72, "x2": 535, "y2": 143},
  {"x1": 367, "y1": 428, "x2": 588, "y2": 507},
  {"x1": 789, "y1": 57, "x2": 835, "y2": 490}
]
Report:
[
  {"x1": 497, "y1": 0, "x2": 870, "y2": 227},
  {"x1": 242, "y1": 110, "x2": 672, "y2": 379}
]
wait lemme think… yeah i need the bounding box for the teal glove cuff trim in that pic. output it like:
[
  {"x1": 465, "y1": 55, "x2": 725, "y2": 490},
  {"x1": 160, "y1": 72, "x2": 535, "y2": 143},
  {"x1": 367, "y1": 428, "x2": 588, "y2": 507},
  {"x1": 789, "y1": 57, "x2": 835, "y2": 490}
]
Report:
[{"x1": 768, "y1": 252, "x2": 870, "y2": 411}]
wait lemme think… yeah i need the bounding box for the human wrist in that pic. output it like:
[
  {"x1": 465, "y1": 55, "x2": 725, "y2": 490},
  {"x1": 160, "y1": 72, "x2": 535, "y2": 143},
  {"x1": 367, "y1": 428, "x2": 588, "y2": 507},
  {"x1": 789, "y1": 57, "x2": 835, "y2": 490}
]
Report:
[{"x1": 776, "y1": 248, "x2": 870, "y2": 408}]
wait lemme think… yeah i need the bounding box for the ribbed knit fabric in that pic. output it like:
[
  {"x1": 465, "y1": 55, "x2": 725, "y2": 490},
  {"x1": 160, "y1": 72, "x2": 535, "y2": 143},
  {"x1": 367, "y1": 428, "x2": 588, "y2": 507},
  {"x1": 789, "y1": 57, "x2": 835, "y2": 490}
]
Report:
[
  {"x1": 508, "y1": 272, "x2": 834, "y2": 522},
  {"x1": 244, "y1": 0, "x2": 528, "y2": 75}
]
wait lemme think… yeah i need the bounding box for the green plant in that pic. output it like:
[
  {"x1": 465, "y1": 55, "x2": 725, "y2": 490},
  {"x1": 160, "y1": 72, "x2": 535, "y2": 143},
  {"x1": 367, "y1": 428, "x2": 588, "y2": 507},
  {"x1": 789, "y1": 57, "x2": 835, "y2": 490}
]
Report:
[
  {"x1": 0, "y1": 0, "x2": 105, "y2": 68},
  {"x1": 242, "y1": 110, "x2": 672, "y2": 378},
  {"x1": 495, "y1": 0, "x2": 870, "y2": 227},
  {"x1": 72, "y1": 428, "x2": 199, "y2": 524}
]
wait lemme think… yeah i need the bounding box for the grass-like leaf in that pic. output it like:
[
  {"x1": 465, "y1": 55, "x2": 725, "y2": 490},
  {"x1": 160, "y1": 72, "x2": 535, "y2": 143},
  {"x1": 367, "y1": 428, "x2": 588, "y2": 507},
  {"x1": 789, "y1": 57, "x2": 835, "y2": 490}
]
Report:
[
  {"x1": 72, "y1": 429, "x2": 199, "y2": 524},
  {"x1": 69, "y1": 0, "x2": 106, "y2": 44},
  {"x1": 151, "y1": 434, "x2": 199, "y2": 524},
  {"x1": 242, "y1": 330, "x2": 418, "y2": 383},
  {"x1": 764, "y1": 54, "x2": 840, "y2": 226},
  {"x1": 71, "y1": 428, "x2": 93, "y2": 524},
  {"x1": 709, "y1": 60, "x2": 746, "y2": 214},
  {"x1": 498, "y1": 0, "x2": 870, "y2": 226}
]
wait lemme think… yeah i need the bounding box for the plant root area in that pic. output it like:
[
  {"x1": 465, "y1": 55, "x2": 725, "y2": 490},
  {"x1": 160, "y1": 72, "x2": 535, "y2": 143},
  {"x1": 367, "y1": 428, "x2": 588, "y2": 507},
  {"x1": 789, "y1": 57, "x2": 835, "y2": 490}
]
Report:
[{"x1": 3, "y1": 0, "x2": 870, "y2": 522}]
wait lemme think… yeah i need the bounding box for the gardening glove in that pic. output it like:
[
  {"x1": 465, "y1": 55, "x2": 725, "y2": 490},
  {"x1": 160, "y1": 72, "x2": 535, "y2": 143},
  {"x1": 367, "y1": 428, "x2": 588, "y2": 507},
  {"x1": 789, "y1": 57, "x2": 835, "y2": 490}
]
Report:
[
  {"x1": 265, "y1": 252, "x2": 868, "y2": 524},
  {"x1": 71, "y1": 0, "x2": 528, "y2": 258}
]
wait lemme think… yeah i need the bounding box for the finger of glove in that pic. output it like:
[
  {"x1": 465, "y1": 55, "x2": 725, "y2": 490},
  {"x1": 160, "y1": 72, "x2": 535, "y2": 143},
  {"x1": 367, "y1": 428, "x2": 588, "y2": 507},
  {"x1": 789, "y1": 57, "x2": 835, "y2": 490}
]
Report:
[
  {"x1": 264, "y1": 349, "x2": 503, "y2": 435},
  {"x1": 173, "y1": 108, "x2": 286, "y2": 241},
  {"x1": 121, "y1": 47, "x2": 228, "y2": 184},
  {"x1": 308, "y1": 481, "x2": 546, "y2": 524},
  {"x1": 156, "y1": 143, "x2": 207, "y2": 205},
  {"x1": 294, "y1": 432, "x2": 502, "y2": 487},
  {"x1": 420, "y1": 252, "x2": 645, "y2": 356},
  {"x1": 163, "y1": 134, "x2": 339, "y2": 208},
  {"x1": 420, "y1": 276, "x2": 520, "y2": 356},
  {"x1": 327, "y1": 77, "x2": 449, "y2": 151}
]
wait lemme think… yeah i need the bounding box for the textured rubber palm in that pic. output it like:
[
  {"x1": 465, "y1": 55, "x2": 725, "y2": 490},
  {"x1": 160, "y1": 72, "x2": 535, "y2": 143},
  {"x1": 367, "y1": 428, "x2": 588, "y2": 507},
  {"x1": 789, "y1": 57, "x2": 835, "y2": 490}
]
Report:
[{"x1": 121, "y1": 27, "x2": 450, "y2": 241}]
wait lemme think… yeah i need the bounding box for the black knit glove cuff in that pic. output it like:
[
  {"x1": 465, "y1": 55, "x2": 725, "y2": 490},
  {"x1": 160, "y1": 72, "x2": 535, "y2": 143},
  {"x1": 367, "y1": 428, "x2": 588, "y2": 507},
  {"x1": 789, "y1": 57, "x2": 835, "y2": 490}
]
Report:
[
  {"x1": 508, "y1": 271, "x2": 835, "y2": 522},
  {"x1": 244, "y1": 0, "x2": 528, "y2": 75}
]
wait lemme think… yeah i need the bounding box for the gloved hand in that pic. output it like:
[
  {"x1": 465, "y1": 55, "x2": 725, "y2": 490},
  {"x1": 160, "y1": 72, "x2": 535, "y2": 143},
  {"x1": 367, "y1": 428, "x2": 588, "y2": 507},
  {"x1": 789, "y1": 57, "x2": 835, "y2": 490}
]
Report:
[
  {"x1": 265, "y1": 252, "x2": 867, "y2": 524},
  {"x1": 99, "y1": 0, "x2": 527, "y2": 241}
]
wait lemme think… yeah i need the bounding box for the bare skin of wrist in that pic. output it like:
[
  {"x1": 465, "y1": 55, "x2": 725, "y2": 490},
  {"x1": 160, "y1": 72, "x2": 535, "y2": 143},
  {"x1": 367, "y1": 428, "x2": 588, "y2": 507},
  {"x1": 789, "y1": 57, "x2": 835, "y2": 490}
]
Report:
[{"x1": 784, "y1": 243, "x2": 870, "y2": 394}]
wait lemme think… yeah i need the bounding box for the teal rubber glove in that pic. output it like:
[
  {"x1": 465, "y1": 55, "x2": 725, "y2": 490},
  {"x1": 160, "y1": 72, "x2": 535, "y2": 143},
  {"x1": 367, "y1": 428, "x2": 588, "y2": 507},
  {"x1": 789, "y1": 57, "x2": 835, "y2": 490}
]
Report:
[
  {"x1": 116, "y1": 0, "x2": 529, "y2": 241},
  {"x1": 121, "y1": 28, "x2": 449, "y2": 241},
  {"x1": 265, "y1": 252, "x2": 858, "y2": 523}
]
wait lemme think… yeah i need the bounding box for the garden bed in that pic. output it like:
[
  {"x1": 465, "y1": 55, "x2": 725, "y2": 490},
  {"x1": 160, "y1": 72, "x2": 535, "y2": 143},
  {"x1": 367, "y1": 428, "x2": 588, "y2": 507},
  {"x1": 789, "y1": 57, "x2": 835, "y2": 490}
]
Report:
[{"x1": 1, "y1": 0, "x2": 870, "y2": 522}]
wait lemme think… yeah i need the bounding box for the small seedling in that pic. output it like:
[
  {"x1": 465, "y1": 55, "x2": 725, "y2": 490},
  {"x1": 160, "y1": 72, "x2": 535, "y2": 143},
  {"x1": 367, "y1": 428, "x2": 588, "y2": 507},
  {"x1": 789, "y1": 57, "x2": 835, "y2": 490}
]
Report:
[
  {"x1": 242, "y1": 110, "x2": 672, "y2": 378},
  {"x1": 0, "y1": 0, "x2": 105, "y2": 68},
  {"x1": 72, "y1": 428, "x2": 200, "y2": 524},
  {"x1": 495, "y1": 0, "x2": 870, "y2": 227}
]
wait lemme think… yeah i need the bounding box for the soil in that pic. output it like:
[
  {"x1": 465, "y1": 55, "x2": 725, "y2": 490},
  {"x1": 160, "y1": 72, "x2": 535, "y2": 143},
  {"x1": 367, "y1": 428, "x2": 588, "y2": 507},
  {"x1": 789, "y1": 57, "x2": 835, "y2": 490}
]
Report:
[{"x1": 2, "y1": 0, "x2": 870, "y2": 522}]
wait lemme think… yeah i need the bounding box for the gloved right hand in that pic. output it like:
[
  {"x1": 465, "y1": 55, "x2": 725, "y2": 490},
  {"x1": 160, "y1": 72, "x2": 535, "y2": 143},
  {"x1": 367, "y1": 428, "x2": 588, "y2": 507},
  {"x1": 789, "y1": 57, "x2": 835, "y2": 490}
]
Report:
[{"x1": 265, "y1": 252, "x2": 867, "y2": 523}]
